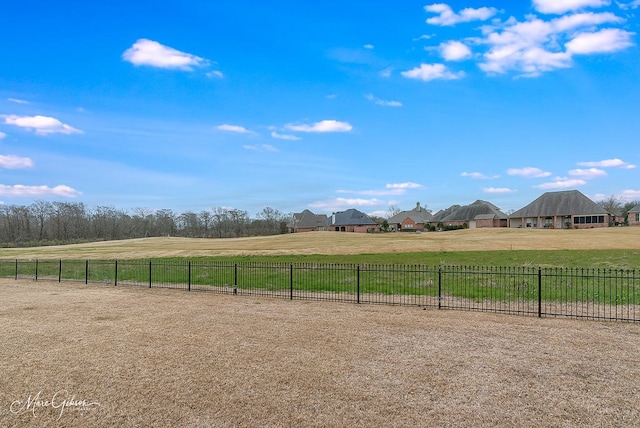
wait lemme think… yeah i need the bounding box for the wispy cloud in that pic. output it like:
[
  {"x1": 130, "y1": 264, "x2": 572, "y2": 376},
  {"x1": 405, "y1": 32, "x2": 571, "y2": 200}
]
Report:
[
  {"x1": 8, "y1": 98, "x2": 29, "y2": 104},
  {"x1": 619, "y1": 189, "x2": 640, "y2": 201},
  {"x1": 1, "y1": 114, "x2": 82, "y2": 136},
  {"x1": 309, "y1": 197, "x2": 381, "y2": 212},
  {"x1": 285, "y1": 120, "x2": 352, "y2": 133},
  {"x1": 507, "y1": 167, "x2": 552, "y2": 178},
  {"x1": 243, "y1": 144, "x2": 278, "y2": 152},
  {"x1": 0, "y1": 132, "x2": 5, "y2": 140},
  {"x1": 533, "y1": 0, "x2": 610, "y2": 14},
  {"x1": 0, "y1": 184, "x2": 81, "y2": 197},
  {"x1": 337, "y1": 182, "x2": 422, "y2": 197},
  {"x1": 424, "y1": 4, "x2": 498, "y2": 26},
  {"x1": 0, "y1": 155, "x2": 33, "y2": 169},
  {"x1": 566, "y1": 28, "x2": 634, "y2": 54},
  {"x1": 568, "y1": 168, "x2": 607, "y2": 179},
  {"x1": 206, "y1": 70, "x2": 224, "y2": 79},
  {"x1": 216, "y1": 124, "x2": 255, "y2": 134},
  {"x1": 483, "y1": 187, "x2": 516, "y2": 193},
  {"x1": 365, "y1": 94, "x2": 403, "y2": 107},
  {"x1": 535, "y1": 178, "x2": 587, "y2": 189},
  {"x1": 577, "y1": 158, "x2": 636, "y2": 168},
  {"x1": 461, "y1": 171, "x2": 500, "y2": 179},
  {"x1": 271, "y1": 131, "x2": 301, "y2": 141},
  {"x1": 363, "y1": 44, "x2": 375, "y2": 49},
  {"x1": 122, "y1": 39, "x2": 209, "y2": 71},
  {"x1": 401, "y1": 63, "x2": 464, "y2": 81}
]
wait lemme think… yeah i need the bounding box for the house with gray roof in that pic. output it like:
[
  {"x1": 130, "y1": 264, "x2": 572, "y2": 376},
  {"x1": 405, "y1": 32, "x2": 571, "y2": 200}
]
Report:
[
  {"x1": 508, "y1": 190, "x2": 611, "y2": 229},
  {"x1": 431, "y1": 200, "x2": 508, "y2": 229},
  {"x1": 287, "y1": 209, "x2": 329, "y2": 233},
  {"x1": 330, "y1": 208, "x2": 379, "y2": 232},
  {"x1": 628, "y1": 203, "x2": 640, "y2": 226},
  {"x1": 387, "y1": 202, "x2": 433, "y2": 232}
]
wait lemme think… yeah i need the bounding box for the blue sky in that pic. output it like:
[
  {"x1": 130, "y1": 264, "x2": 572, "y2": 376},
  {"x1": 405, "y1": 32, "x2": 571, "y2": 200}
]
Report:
[{"x1": 1, "y1": 0, "x2": 639, "y2": 217}]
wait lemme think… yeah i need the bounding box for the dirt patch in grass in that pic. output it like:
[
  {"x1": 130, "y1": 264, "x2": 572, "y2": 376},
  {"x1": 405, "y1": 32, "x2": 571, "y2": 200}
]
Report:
[
  {"x1": 2, "y1": 227, "x2": 640, "y2": 260},
  {"x1": 1, "y1": 280, "x2": 639, "y2": 427}
]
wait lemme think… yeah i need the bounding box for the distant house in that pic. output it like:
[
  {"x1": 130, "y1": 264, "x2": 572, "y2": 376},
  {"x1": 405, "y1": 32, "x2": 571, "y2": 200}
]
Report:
[
  {"x1": 330, "y1": 209, "x2": 379, "y2": 233},
  {"x1": 628, "y1": 204, "x2": 640, "y2": 226},
  {"x1": 508, "y1": 190, "x2": 610, "y2": 229},
  {"x1": 431, "y1": 200, "x2": 508, "y2": 229},
  {"x1": 387, "y1": 202, "x2": 433, "y2": 232},
  {"x1": 287, "y1": 209, "x2": 329, "y2": 233}
]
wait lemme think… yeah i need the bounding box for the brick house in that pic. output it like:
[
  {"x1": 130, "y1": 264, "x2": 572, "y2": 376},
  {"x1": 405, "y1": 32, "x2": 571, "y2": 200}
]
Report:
[
  {"x1": 287, "y1": 209, "x2": 329, "y2": 233},
  {"x1": 387, "y1": 202, "x2": 433, "y2": 231},
  {"x1": 330, "y1": 209, "x2": 379, "y2": 232},
  {"x1": 508, "y1": 190, "x2": 611, "y2": 229},
  {"x1": 628, "y1": 204, "x2": 640, "y2": 226},
  {"x1": 430, "y1": 200, "x2": 508, "y2": 229}
]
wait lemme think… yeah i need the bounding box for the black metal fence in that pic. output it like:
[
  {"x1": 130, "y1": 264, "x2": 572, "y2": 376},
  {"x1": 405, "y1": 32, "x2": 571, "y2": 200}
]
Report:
[{"x1": 2, "y1": 259, "x2": 639, "y2": 322}]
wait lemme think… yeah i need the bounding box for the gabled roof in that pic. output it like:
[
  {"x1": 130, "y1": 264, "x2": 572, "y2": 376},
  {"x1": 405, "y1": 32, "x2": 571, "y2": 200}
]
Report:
[
  {"x1": 289, "y1": 209, "x2": 328, "y2": 228},
  {"x1": 629, "y1": 204, "x2": 640, "y2": 213},
  {"x1": 432, "y1": 205, "x2": 461, "y2": 221},
  {"x1": 510, "y1": 190, "x2": 608, "y2": 217},
  {"x1": 388, "y1": 203, "x2": 433, "y2": 224},
  {"x1": 331, "y1": 209, "x2": 377, "y2": 226},
  {"x1": 439, "y1": 200, "x2": 507, "y2": 222}
]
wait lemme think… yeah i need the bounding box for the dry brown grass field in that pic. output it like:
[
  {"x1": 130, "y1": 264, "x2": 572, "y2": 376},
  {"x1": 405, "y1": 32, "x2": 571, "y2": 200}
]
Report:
[
  {"x1": 2, "y1": 227, "x2": 640, "y2": 259},
  {"x1": 2, "y1": 228, "x2": 640, "y2": 427},
  {"x1": 1, "y1": 280, "x2": 640, "y2": 427}
]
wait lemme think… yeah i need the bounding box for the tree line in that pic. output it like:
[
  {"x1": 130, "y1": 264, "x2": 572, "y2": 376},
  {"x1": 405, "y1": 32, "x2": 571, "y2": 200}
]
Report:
[{"x1": 0, "y1": 201, "x2": 290, "y2": 247}]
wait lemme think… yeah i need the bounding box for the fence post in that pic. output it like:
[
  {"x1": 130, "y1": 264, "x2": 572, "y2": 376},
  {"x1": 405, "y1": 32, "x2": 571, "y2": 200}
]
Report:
[
  {"x1": 114, "y1": 260, "x2": 118, "y2": 286},
  {"x1": 149, "y1": 261, "x2": 152, "y2": 288},
  {"x1": 188, "y1": 261, "x2": 191, "y2": 292},
  {"x1": 58, "y1": 259, "x2": 62, "y2": 283},
  {"x1": 15, "y1": 259, "x2": 18, "y2": 280},
  {"x1": 357, "y1": 265, "x2": 360, "y2": 304},
  {"x1": 290, "y1": 264, "x2": 293, "y2": 300},
  {"x1": 234, "y1": 263, "x2": 238, "y2": 294},
  {"x1": 85, "y1": 260, "x2": 89, "y2": 285},
  {"x1": 538, "y1": 267, "x2": 542, "y2": 318},
  {"x1": 35, "y1": 259, "x2": 38, "y2": 281},
  {"x1": 438, "y1": 266, "x2": 442, "y2": 310}
]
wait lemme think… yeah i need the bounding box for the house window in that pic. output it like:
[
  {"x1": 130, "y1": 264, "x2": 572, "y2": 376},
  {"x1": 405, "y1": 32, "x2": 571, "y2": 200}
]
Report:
[
  {"x1": 636, "y1": 213, "x2": 639, "y2": 222},
  {"x1": 404, "y1": 224, "x2": 414, "y2": 229},
  {"x1": 573, "y1": 215, "x2": 605, "y2": 224}
]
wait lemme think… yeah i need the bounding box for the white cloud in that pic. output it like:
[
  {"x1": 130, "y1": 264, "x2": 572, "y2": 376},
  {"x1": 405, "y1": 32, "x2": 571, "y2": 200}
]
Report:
[
  {"x1": 243, "y1": 144, "x2": 278, "y2": 152},
  {"x1": 461, "y1": 172, "x2": 500, "y2": 179},
  {"x1": 577, "y1": 158, "x2": 636, "y2": 168},
  {"x1": 401, "y1": 63, "x2": 464, "y2": 81},
  {"x1": 206, "y1": 70, "x2": 224, "y2": 79},
  {"x1": 216, "y1": 124, "x2": 255, "y2": 134},
  {"x1": 483, "y1": 187, "x2": 516, "y2": 193},
  {"x1": 618, "y1": 0, "x2": 640, "y2": 10},
  {"x1": 566, "y1": 28, "x2": 635, "y2": 54},
  {"x1": 507, "y1": 167, "x2": 552, "y2": 178},
  {"x1": 0, "y1": 132, "x2": 5, "y2": 140},
  {"x1": 365, "y1": 94, "x2": 403, "y2": 107},
  {"x1": 619, "y1": 189, "x2": 640, "y2": 201},
  {"x1": 0, "y1": 184, "x2": 81, "y2": 197},
  {"x1": 568, "y1": 167, "x2": 607, "y2": 178},
  {"x1": 363, "y1": 44, "x2": 375, "y2": 49},
  {"x1": 309, "y1": 197, "x2": 381, "y2": 211},
  {"x1": 425, "y1": 3, "x2": 498, "y2": 26},
  {"x1": 122, "y1": 39, "x2": 209, "y2": 71},
  {"x1": 285, "y1": 120, "x2": 353, "y2": 133},
  {"x1": 1, "y1": 114, "x2": 82, "y2": 136},
  {"x1": 0, "y1": 155, "x2": 33, "y2": 169},
  {"x1": 8, "y1": 98, "x2": 29, "y2": 104},
  {"x1": 533, "y1": 0, "x2": 610, "y2": 14},
  {"x1": 440, "y1": 41, "x2": 472, "y2": 61},
  {"x1": 386, "y1": 182, "x2": 422, "y2": 190},
  {"x1": 271, "y1": 131, "x2": 301, "y2": 141},
  {"x1": 479, "y1": 12, "x2": 630, "y2": 76},
  {"x1": 379, "y1": 68, "x2": 393, "y2": 78},
  {"x1": 535, "y1": 178, "x2": 587, "y2": 189}
]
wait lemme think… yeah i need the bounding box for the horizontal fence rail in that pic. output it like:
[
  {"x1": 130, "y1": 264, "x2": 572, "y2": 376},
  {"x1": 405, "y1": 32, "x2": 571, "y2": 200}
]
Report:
[{"x1": 1, "y1": 259, "x2": 639, "y2": 323}]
